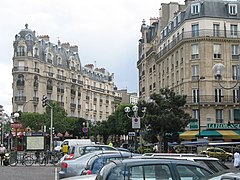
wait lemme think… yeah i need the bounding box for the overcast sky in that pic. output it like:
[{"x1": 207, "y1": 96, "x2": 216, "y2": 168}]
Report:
[{"x1": 0, "y1": 0, "x2": 184, "y2": 114}]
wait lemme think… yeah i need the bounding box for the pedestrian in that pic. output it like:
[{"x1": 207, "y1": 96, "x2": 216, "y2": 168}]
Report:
[
  {"x1": 233, "y1": 148, "x2": 240, "y2": 169},
  {"x1": 108, "y1": 141, "x2": 113, "y2": 147},
  {"x1": 0, "y1": 144, "x2": 6, "y2": 166}
]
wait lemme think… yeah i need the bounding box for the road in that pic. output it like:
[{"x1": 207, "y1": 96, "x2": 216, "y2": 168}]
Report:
[{"x1": 0, "y1": 165, "x2": 59, "y2": 180}]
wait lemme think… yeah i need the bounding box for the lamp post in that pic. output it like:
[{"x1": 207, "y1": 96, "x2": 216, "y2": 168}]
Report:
[
  {"x1": 213, "y1": 60, "x2": 240, "y2": 125},
  {"x1": 197, "y1": 76, "x2": 205, "y2": 138},
  {"x1": 124, "y1": 105, "x2": 146, "y2": 152},
  {"x1": 92, "y1": 119, "x2": 97, "y2": 143}
]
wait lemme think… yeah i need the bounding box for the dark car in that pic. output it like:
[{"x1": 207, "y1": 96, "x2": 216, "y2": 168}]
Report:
[
  {"x1": 62, "y1": 158, "x2": 214, "y2": 180},
  {"x1": 140, "y1": 153, "x2": 229, "y2": 173},
  {"x1": 64, "y1": 144, "x2": 117, "y2": 160},
  {"x1": 81, "y1": 152, "x2": 139, "y2": 175},
  {"x1": 96, "y1": 158, "x2": 214, "y2": 180}
]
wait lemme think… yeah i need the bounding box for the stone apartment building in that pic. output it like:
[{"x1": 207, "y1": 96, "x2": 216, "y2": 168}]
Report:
[
  {"x1": 12, "y1": 24, "x2": 116, "y2": 123},
  {"x1": 138, "y1": 0, "x2": 240, "y2": 141}
]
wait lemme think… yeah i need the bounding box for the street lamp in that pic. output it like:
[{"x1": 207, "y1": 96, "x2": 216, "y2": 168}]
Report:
[
  {"x1": 198, "y1": 76, "x2": 205, "y2": 138},
  {"x1": 91, "y1": 119, "x2": 97, "y2": 143},
  {"x1": 213, "y1": 61, "x2": 240, "y2": 124},
  {"x1": 124, "y1": 105, "x2": 146, "y2": 151}
]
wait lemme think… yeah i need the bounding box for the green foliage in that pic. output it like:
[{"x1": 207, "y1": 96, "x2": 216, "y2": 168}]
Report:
[{"x1": 144, "y1": 88, "x2": 192, "y2": 143}]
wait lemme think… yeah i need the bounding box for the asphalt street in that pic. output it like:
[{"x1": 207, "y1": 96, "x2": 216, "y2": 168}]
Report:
[{"x1": 0, "y1": 165, "x2": 59, "y2": 180}]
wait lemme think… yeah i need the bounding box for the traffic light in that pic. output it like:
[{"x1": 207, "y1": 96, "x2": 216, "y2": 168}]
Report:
[{"x1": 42, "y1": 95, "x2": 48, "y2": 107}]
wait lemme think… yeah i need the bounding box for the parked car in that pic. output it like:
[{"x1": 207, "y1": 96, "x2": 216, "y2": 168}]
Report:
[
  {"x1": 81, "y1": 152, "x2": 140, "y2": 175},
  {"x1": 62, "y1": 158, "x2": 214, "y2": 180},
  {"x1": 140, "y1": 153, "x2": 229, "y2": 173},
  {"x1": 64, "y1": 144, "x2": 117, "y2": 160},
  {"x1": 59, "y1": 151, "x2": 134, "y2": 179},
  {"x1": 200, "y1": 147, "x2": 233, "y2": 161},
  {"x1": 206, "y1": 170, "x2": 240, "y2": 180}
]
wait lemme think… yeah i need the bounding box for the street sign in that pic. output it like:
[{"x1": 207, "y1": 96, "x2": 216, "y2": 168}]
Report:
[
  {"x1": 132, "y1": 117, "x2": 140, "y2": 129},
  {"x1": 82, "y1": 127, "x2": 88, "y2": 133},
  {"x1": 128, "y1": 132, "x2": 135, "y2": 136}
]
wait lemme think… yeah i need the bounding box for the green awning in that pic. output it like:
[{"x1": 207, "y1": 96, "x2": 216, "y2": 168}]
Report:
[{"x1": 198, "y1": 130, "x2": 222, "y2": 137}]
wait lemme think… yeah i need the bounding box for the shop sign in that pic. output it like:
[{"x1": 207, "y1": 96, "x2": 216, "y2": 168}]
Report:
[{"x1": 207, "y1": 123, "x2": 240, "y2": 129}]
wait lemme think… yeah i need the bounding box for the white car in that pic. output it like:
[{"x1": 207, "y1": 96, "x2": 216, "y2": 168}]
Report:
[
  {"x1": 63, "y1": 174, "x2": 96, "y2": 180},
  {"x1": 207, "y1": 171, "x2": 240, "y2": 180}
]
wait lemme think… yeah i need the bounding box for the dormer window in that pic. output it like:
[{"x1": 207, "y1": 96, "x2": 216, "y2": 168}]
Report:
[
  {"x1": 191, "y1": 3, "x2": 200, "y2": 15},
  {"x1": 229, "y1": 4, "x2": 237, "y2": 15}
]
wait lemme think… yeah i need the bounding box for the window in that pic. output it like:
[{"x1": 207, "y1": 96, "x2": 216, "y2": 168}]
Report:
[
  {"x1": 192, "y1": 24, "x2": 199, "y2": 37},
  {"x1": 177, "y1": 165, "x2": 212, "y2": 179},
  {"x1": 193, "y1": 109, "x2": 199, "y2": 120},
  {"x1": 215, "y1": 89, "x2": 222, "y2": 103},
  {"x1": 192, "y1": 89, "x2": 199, "y2": 103},
  {"x1": 232, "y1": 65, "x2": 238, "y2": 80},
  {"x1": 233, "y1": 89, "x2": 240, "y2": 103},
  {"x1": 16, "y1": 74, "x2": 25, "y2": 86},
  {"x1": 129, "y1": 165, "x2": 172, "y2": 180},
  {"x1": 232, "y1": 45, "x2": 239, "y2": 59},
  {"x1": 17, "y1": 46, "x2": 25, "y2": 56},
  {"x1": 192, "y1": 65, "x2": 199, "y2": 80},
  {"x1": 230, "y1": 24, "x2": 238, "y2": 37},
  {"x1": 229, "y1": 4, "x2": 237, "y2": 15},
  {"x1": 191, "y1": 3, "x2": 200, "y2": 14},
  {"x1": 213, "y1": 24, "x2": 220, "y2": 37},
  {"x1": 213, "y1": 44, "x2": 221, "y2": 59},
  {"x1": 191, "y1": 44, "x2": 199, "y2": 59},
  {"x1": 216, "y1": 109, "x2": 223, "y2": 123}
]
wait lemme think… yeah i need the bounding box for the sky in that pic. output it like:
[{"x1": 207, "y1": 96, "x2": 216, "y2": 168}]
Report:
[{"x1": 0, "y1": 0, "x2": 184, "y2": 114}]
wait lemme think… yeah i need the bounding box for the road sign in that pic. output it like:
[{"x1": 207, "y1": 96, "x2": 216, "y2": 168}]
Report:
[
  {"x1": 82, "y1": 127, "x2": 88, "y2": 133},
  {"x1": 132, "y1": 117, "x2": 140, "y2": 129},
  {"x1": 128, "y1": 132, "x2": 136, "y2": 136}
]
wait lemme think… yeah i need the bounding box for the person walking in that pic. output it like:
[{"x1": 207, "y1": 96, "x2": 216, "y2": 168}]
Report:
[
  {"x1": 233, "y1": 149, "x2": 240, "y2": 169},
  {"x1": 0, "y1": 144, "x2": 6, "y2": 166}
]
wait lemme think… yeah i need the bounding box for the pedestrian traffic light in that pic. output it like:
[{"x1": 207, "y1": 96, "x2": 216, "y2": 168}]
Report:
[{"x1": 42, "y1": 95, "x2": 48, "y2": 107}]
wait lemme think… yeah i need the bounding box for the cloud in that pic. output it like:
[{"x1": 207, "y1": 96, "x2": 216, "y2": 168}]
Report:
[{"x1": 0, "y1": 0, "x2": 185, "y2": 113}]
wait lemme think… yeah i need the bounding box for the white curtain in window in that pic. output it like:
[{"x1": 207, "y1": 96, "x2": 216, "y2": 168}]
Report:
[
  {"x1": 214, "y1": 44, "x2": 221, "y2": 54},
  {"x1": 192, "y1": 44, "x2": 199, "y2": 55}
]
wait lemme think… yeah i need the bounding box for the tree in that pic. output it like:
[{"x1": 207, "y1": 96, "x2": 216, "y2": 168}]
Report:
[{"x1": 143, "y1": 88, "x2": 192, "y2": 151}]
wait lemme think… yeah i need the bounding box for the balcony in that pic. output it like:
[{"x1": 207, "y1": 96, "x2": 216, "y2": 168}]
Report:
[
  {"x1": 47, "y1": 72, "x2": 54, "y2": 77},
  {"x1": 12, "y1": 66, "x2": 28, "y2": 72},
  {"x1": 185, "y1": 95, "x2": 238, "y2": 106},
  {"x1": 34, "y1": 68, "x2": 40, "y2": 73},
  {"x1": 77, "y1": 80, "x2": 83, "y2": 85},
  {"x1": 71, "y1": 79, "x2": 76, "y2": 83},
  {"x1": 14, "y1": 96, "x2": 26, "y2": 103},
  {"x1": 32, "y1": 97, "x2": 39, "y2": 104},
  {"x1": 70, "y1": 103, "x2": 76, "y2": 109},
  {"x1": 57, "y1": 88, "x2": 64, "y2": 94}
]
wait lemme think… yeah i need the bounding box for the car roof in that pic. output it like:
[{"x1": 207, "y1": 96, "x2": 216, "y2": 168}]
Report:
[
  {"x1": 71, "y1": 144, "x2": 117, "y2": 148},
  {"x1": 139, "y1": 153, "x2": 219, "y2": 161}
]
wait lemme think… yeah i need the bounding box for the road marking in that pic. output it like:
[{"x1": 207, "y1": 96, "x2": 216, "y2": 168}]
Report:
[{"x1": 55, "y1": 167, "x2": 57, "y2": 180}]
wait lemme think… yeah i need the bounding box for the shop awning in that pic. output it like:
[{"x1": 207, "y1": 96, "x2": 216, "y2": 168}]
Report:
[
  {"x1": 179, "y1": 130, "x2": 198, "y2": 140},
  {"x1": 199, "y1": 130, "x2": 222, "y2": 138},
  {"x1": 216, "y1": 130, "x2": 240, "y2": 139}
]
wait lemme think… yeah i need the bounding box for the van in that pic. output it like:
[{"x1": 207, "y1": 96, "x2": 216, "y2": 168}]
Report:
[{"x1": 61, "y1": 139, "x2": 94, "y2": 148}]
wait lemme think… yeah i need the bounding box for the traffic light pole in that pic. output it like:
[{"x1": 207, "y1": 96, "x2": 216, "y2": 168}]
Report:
[{"x1": 42, "y1": 95, "x2": 53, "y2": 152}]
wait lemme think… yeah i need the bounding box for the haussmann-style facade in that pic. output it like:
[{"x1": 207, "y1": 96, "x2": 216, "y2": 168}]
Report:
[{"x1": 138, "y1": 0, "x2": 240, "y2": 142}]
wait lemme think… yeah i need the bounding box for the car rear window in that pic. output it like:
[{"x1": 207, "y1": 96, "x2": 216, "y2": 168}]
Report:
[
  {"x1": 194, "y1": 160, "x2": 229, "y2": 173},
  {"x1": 176, "y1": 165, "x2": 212, "y2": 179}
]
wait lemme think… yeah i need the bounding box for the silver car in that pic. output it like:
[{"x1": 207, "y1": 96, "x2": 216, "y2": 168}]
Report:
[
  {"x1": 58, "y1": 151, "x2": 132, "y2": 179},
  {"x1": 64, "y1": 144, "x2": 117, "y2": 161}
]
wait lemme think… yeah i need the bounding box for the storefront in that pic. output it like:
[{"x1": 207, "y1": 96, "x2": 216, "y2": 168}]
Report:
[{"x1": 180, "y1": 123, "x2": 240, "y2": 141}]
